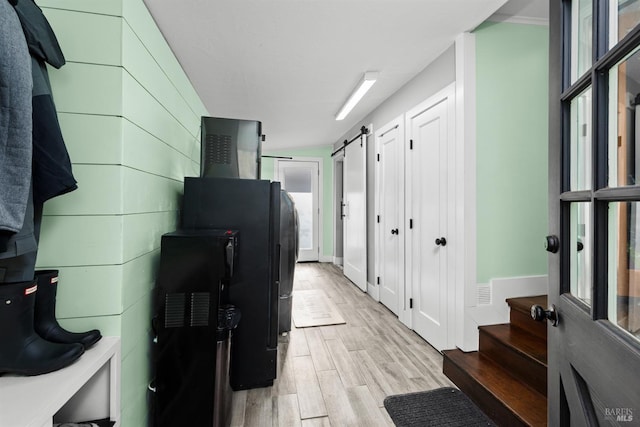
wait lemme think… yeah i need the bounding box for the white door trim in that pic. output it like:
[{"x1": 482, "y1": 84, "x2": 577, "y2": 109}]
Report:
[
  {"x1": 454, "y1": 32, "x2": 478, "y2": 351},
  {"x1": 275, "y1": 157, "x2": 324, "y2": 262}
]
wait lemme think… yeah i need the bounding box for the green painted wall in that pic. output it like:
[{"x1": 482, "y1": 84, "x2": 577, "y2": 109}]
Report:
[
  {"x1": 475, "y1": 21, "x2": 549, "y2": 284},
  {"x1": 261, "y1": 146, "x2": 334, "y2": 259},
  {"x1": 36, "y1": 1, "x2": 207, "y2": 425}
]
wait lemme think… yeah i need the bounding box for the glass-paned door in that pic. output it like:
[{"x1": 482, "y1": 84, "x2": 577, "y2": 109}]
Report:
[
  {"x1": 276, "y1": 159, "x2": 320, "y2": 262},
  {"x1": 548, "y1": 0, "x2": 640, "y2": 424}
]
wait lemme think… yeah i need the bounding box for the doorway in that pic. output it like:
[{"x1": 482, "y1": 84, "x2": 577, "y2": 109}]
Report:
[
  {"x1": 333, "y1": 157, "x2": 344, "y2": 266},
  {"x1": 276, "y1": 159, "x2": 320, "y2": 262}
]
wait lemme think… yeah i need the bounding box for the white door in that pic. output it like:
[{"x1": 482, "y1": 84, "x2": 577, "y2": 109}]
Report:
[
  {"x1": 276, "y1": 160, "x2": 320, "y2": 262},
  {"x1": 343, "y1": 135, "x2": 367, "y2": 291},
  {"x1": 406, "y1": 87, "x2": 454, "y2": 351},
  {"x1": 377, "y1": 120, "x2": 403, "y2": 314}
]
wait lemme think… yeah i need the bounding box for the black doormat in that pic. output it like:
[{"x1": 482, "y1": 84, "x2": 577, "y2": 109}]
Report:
[{"x1": 383, "y1": 387, "x2": 497, "y2": 426}]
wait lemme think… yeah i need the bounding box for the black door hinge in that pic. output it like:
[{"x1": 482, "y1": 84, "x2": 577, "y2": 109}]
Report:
[
  {"x1": 409, "y1": 219, "x2": 413, "y2": 229},
  {"x1": 409, "y1": 298, "x2": 413, "y2": 309},
  {"x1": 377, "y1": 153, "x2": 380, "y2": 162},
  {"x1": 410, "y1": 139, "x2": 413, "y2": 150},
  {"x1": 377, "y1": 276, "x2": 380, "y2": 285},
  {"x1": 377, "y1": 215, "x2": 380, "y2": 223}
]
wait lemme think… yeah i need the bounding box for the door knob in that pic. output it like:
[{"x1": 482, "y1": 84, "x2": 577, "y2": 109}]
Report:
[
  {"x1": 391, "y1": 228, "x2": 399, "y2": 235},
  {"x1": 435, "y1": 237, "x2": 447, "y2": 246},
  {"x1": 545, "y1": 235, "x2": 559, "y2": 253},
  {"x1": 531, "y1": 304, "x2": 559, "y2": 327}
]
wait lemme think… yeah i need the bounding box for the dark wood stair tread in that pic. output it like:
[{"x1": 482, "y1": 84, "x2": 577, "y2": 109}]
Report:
[
  {"x1": 480, "y1": 324, "x2": 547, "y2": 366},
  {"x1": 443, "y1": 348, "x2": 547, "y2": 426}
]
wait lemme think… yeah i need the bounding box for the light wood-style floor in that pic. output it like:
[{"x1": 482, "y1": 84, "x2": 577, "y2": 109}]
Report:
[{"x1": 229, "y1": 262, "x2": 455, "y2": 426}]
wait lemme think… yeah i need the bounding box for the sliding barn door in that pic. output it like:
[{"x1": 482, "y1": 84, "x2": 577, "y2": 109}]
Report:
[{"x1": 343, "y1": 135, "x2": 367, "y2": 292}]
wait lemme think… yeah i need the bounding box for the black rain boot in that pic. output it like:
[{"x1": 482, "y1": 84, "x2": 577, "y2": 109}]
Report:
[
  {"x1": 34, "y1": 270, "x2": 102, "y2": 349},
  {"x1": 0, "y1": 281, "x2": 84, "y2": 375}
]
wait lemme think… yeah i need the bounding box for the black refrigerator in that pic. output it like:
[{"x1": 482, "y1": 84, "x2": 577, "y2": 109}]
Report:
[
  {"x1": 182, "y1": 177, "x2": 281, "y2": 390},
  {"x1": 279, "y1": 190, "x2": 298, "y2": 334}
]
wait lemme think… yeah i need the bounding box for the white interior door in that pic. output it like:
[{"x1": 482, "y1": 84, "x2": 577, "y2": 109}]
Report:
[
  {"x1": 343, "y1": 135, "x2": 367, "y2": 291},
  {"x1": 377, "y1": 120, "x2": 403, "y2": 314},
  {"x1": 406, "y1": 88, "x2": 454, "y2": 351},
  {"x1": 276, "y1": 160, "x2": 320, "y2": 262}
]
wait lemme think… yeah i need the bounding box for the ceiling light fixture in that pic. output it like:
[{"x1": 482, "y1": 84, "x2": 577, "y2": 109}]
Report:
[{"x1": 335, "y1": 71, "x2": 379, "y2": 121}]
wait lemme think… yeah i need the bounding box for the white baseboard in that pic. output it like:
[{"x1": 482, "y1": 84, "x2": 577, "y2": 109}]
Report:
[
  {"x1": 367, "y1": 281, "x2": 379, "y2": 301},
  {"x1": 319, "y1": 255, "x2": 333, "y2": 263},
  {"x1": 459, "y1": 275, "x2": 548, "y2": 352},
  {"x1": 333, "y1": 256, "x2": 343, "y2": 265}
]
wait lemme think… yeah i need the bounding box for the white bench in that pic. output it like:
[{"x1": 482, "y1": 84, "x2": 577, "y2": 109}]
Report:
[{"x1": 0, "y1": 336, "x2": 121, "y2": 427}]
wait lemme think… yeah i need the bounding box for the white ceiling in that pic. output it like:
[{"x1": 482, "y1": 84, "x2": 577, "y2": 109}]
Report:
[{"x1": 143, "y1": 0, "x2": 548, "y2": 150}]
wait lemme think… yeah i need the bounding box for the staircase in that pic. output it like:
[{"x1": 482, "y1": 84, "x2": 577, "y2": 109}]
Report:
[{"x1": 443, "y1": 296, "x2": 548, "y2": 426}]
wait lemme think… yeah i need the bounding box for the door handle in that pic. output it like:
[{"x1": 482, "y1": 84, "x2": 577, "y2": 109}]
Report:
[
  {"x1": 435, "y1": 237, "x2": 447, "y2": 246},
  {"x1": 391, "y1": 228, "x2": 399, "y2": 235},
  {"x1": 531, "y1": 304, "x2": 559, "y2": 327},
  {"x1": 545, "y1": 235, "x2": 559, "y2": 253}
]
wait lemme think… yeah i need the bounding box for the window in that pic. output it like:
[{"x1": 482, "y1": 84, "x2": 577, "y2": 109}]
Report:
[{"x1": 559, "y1": 0, "x2": 640, "y2": 340}]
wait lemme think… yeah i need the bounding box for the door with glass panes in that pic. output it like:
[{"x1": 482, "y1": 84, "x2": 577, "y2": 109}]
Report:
[
  {"x1": 548, "y1": 0, "x2": 640, "y2": 424},
  {"x1": 276, "y1": 159, "x2": 320, "y2": 262}
]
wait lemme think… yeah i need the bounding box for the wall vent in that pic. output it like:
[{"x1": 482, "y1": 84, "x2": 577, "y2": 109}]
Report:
[{"x1": 477, "y1": 284, "x2": 492, "y2": 306}]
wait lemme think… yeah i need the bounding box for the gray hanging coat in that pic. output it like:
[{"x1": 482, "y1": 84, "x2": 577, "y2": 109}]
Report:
[
  {"x1": 14, "y1": 0, "x2": 78, "y2": 206},
  {"x1": 0, "y1": 0, "x2": 33, "y2": 253}
]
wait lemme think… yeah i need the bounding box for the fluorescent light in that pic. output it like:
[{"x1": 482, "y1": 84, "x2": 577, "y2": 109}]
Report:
[{"x1": 335, "y1": 71, "x2": 378, "y2": 121}]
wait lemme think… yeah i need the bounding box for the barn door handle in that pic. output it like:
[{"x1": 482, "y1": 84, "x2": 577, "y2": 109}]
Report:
[
  {"x1": 545, "y1": 235, "x2": 559, "y2": 253},
  {"x1": 391, "y1": 228, "x2": 399, "y2": 235},
  {"x1": 531, "y1": 304, "x2": 559, "y2": 327},
  {"x1": 435, "y1": 237, "x2": 447, "y2": 246}
]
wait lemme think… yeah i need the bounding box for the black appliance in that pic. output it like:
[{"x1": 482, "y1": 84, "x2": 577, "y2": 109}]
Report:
[
  {"x1": 279, "y1": 190, "x2": 298, "y2": 334},
  {"x1": 200, "y1": 116, "x2": 262, "y2": 179},
  {"x1": 153, "y1": 229, "x2": 239, "y2": 427},
  {"x1": 183, "y1": 177, "x2": 281, "y2": 390}
]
